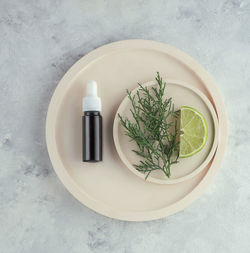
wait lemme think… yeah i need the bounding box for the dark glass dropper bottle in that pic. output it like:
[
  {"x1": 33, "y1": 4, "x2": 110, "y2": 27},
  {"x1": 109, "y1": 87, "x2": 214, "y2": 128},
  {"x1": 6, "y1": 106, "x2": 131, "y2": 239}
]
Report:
[{"x1": 82, "y1": 81, "x2": 102, "y2": 162}]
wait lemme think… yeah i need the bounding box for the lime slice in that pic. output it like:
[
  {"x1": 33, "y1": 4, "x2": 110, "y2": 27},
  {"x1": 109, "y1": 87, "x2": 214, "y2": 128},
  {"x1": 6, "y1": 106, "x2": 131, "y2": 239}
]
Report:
[{"x1": 179, "y1": 106, "x2": 208, "y2": 158}]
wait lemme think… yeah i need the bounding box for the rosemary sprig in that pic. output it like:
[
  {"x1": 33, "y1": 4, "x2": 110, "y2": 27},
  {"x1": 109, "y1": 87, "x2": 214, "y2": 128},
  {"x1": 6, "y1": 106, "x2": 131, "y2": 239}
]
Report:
[{"x1": 118, "y1": 72, "x2": 179, "y2": 179}]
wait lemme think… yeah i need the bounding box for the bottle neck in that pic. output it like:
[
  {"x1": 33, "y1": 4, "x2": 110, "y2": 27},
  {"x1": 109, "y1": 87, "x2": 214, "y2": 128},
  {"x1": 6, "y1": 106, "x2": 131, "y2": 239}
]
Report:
[{"x1": 84, "y1": 111, "x2": 101, "y2": 116}]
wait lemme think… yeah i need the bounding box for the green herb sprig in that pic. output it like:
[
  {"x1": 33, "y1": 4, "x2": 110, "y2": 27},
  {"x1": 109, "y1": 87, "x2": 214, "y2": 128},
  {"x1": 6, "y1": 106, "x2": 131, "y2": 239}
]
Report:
[{"x1": 118, "y1": 72, "x2": 179, "y2": 179}]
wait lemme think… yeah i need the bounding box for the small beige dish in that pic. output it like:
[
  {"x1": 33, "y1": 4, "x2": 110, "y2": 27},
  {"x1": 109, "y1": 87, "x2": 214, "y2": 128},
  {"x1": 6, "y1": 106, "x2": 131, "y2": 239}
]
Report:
[{"x1": 113, "y1": 79, "x2": 219, "y2": 184}]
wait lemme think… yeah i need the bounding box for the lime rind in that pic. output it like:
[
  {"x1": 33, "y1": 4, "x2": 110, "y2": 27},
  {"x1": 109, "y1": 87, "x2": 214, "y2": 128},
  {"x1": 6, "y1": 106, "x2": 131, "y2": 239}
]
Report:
[{"x1": 179, "y1": 106, "x2": 208, "y2": 158}]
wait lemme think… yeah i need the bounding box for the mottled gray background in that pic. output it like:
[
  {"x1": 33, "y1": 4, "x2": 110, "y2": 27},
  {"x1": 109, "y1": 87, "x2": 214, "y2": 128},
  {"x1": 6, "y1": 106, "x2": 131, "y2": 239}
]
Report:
[{"x1": 1, "y1": 0, "x2": 250, "y2": 252}]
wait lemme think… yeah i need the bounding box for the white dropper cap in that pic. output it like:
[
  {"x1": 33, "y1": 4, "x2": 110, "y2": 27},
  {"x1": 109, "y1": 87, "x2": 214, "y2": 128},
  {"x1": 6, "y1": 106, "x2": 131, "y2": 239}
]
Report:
[{"x1": 82, "y1": 81, "x2": 102, "y2": 112}]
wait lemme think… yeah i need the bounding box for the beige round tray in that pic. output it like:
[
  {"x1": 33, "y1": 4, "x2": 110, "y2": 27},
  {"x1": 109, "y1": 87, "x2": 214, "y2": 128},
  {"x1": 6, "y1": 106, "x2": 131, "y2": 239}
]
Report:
[
  {"x1": 113, "y1": 79, "x2": 219, "y2": 184},
  {"x1": 46, "y1": 40, "x2": 227, "y2": 221}
]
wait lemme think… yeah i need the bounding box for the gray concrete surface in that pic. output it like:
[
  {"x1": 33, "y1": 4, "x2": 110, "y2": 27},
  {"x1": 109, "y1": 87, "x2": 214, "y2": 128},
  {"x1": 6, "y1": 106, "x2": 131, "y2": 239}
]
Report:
[{"x1": 0, "y1": 0, "x2": 250, "y2": 252}]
